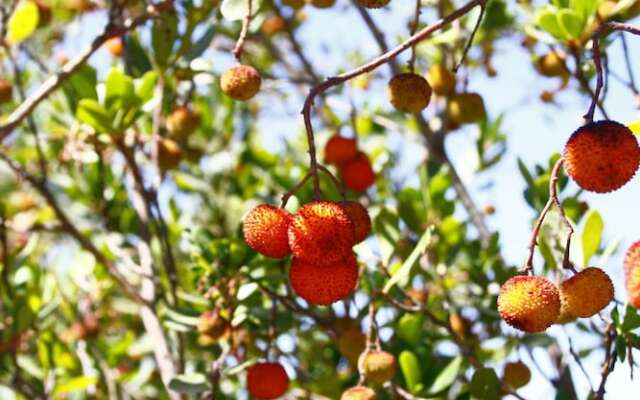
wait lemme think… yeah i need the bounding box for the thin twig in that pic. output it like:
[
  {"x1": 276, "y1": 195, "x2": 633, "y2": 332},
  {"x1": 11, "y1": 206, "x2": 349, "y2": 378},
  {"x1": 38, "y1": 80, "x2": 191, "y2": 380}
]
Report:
[
  {"x1": 454, "y1": 3, "x2": 485, "y2": 72},
  {"x1": 232, "y1": 0, "x2": 253, "y2": 61}
]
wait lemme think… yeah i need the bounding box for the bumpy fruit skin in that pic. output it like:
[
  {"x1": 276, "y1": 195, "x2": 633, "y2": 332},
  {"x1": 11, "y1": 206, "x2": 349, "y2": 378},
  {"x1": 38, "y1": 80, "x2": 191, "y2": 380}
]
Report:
[
  {"x1": 166, "y1": 106, "x2": 200, "y2": 141},
  {"x1": 340, "y1": 201, "x2": 371, "y2": 244},
  {"x1": 388, "y1": 73, "x2": 432, "y2": 113},
  {"x1": 503, "y1": 361, "x2": 531, "y2": 389},
  {"x1": 289, "y1": 254, "x2": 359, "y2": 305},
  {"x1": 340, "y1": 152, "x2": 375, "y2": 192},
  {"x1": 427, "y1": 64, "x2": 456, "y2": 96},
  {"x1": 537, "y1": 51, "x2": 567, "y2": 77},
  {"x1": 324, "y1": 135, "x2": 358, "y2": 165},
  {"x1": 358, "y1": 350, "x2": 396, "y2": 384},
  {"x1": 624, "y1": 241, "x2": 640, "y2": 308},
  {"x1": 341, "y1": 386, "x2": 377, "y2": 400},
  {"x1": 310, "y1": 0, "x2": 336, "y2": 8},
  {"x1": 356, "y1": 0, "x2": 391, "y2": 8},
  {"x1": 105, "y1": 37, "x2": 124, "y2": 57},
  {"x1": 560, "y1": 267, "x2": 613, "y2": 318},
  {"x1": 220, "y1": 65, "x2": 262, "y2": 101},
  {"x1": 0, "y1": 79, "x2": 13, "y2": 104},
  {"x1": 246, "y1": 362, "x2": 289, "y2": 399},
  {"x1": 243, "y1": 204, "x2": 292, "y2": 259},
  {"x1": 288, "y1": 201, "x2": 355, "y2": 266},
  {"x1": 157, "y1": 138, "x2": 183, "y2": 171},
  {"x1": 563, "y1": 120, "x2": 640, "y2": 193},
  {"x1": 446, "y1": 93, "x2": 486, "y2": 124},
  {"x1": 497, "y1": 275, "x2": 560, "y2": 333}
]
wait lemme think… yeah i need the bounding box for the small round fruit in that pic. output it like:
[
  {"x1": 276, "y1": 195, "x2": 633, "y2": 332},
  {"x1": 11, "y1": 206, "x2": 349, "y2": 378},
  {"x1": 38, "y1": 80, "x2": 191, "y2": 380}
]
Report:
[
  {"x1": 288, "y1": 201, "x2": 355, "y2": 266},
  {"x1": 157, "y1": 138, "x2": 183, "y2": 171},
  {"x1": 503, "y1": 361, "x2": 531, "y2": 389},
  {"x1": 339, "y1": 201, "x2": 371, "y2": 244},
  {"x1": 497, "y1": 275, "x2": 560, "y2": 333},
  {"x1": 341, "y1": 386, "x2": 377, "y2": 400},
  {"x1": 537, "y1": 51, "x2": 567, "y2": 77},
  {"x1": 243, "y1": 204, "x2": 292, "y2": 259},
  {"x1": 625, "y1": 241, "x2": 640, "y2": 308},
  {"x1": 324, "y1": 134, "x2": 358, "y2": 165},
  {"x1": 310, "y1": 0, "x2": 336, "y2": 8},
  {"x1": 427, "y1": 64, "x2": 456, "y2": 96},
  {"x1": 166, "y1": 106, "x2": 201, "y2": 141},
  {"x1": 560, "y1": 267, "x2": 613, "y2": 318},
  {"x1": 387, "y1": 73, "x2": 432, "y2": 113},
  {"x1": 337, "y1": 327, "x2": 366, "y2": 365},
  {"x1": 197, "y1": 310, "x2": 229, "y2": 340},
  {"x1": 0, "y1": 79, "x2": 13, "y2": 104},
  {"x1": 220, "y1": 65, "x2": 262, "y2": 101},
  {"x1": 358, "y1": 350, "x2": 396, "y2": 384},
  {"x1": 339, "y1": 152, "x2": 375, "y2": 192},
  {"x1": 563, "y1": 120, "x2": 640, "y2": 193},
  {"x1": 105, "y1": 37, "x2": 124, "y2": 57},
  {"x1": 246, "y1": 362, "x2": 289, "y2": 399},
  {"x1": 282, "y1": 0, "x2": 305, "y2": 9},
  {"x1": 262, "y1": 15, "x2": 286, "y2": 35},
  {"x1": 289, "y1": 254, "x2": 359, "y2": 305},
  {"x1": 356, "y1": 0, "x2": 390, "y2": 8},
  {"x1": 446, "y1": 93, "x2": 486, "y2": 124}
]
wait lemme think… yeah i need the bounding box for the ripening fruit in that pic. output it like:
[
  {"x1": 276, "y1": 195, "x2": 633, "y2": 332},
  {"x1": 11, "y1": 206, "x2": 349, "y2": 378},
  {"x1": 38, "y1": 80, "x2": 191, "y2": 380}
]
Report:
[
  {"x1": 310, "y1": 0, "x2": 336, "y2": 8},
  {"x1": 288, "y1": 201, "x2": 355, "y2": 266},
  {"x1": 105, "y1": 37, "x2": 124, "y2": 57},
  {"x1": 0, "y1": 79, "x2": 13, "y2": 104},
  {"x1": 340, "y1": 152, "x2": 376, "y2": 192},
  {"x1": 358, "y1": 350, "x2": 396, "y2": 384},
  {"x1": 341, "y1": 386, "x2": 377, "y2": 400},
  {"x1": 338, "y1": 326, "x2": 366, "y2": 365},
  {"x1": 243, "y1": 204, "x2": 292, "y2": 259},
  {"x1": 197, "y1": 310, "x2": 230, "y2": 339},
  {"x1": 340, "y1": 201, "x2": 371, "y2": 244},
  {"x1": 560, "y1": 267, "x2": 614, "y2": 318},
  {"x1": 166, "y1": 106, "x2": 201, "y2": 141},
  {"x1": 449, "y1": 312, "x2": 468, "y2": 341},
  {"x1": 62, "y1": 0, "x2": 95, "y2": 12},
  {"x1": 387, "y1": 73, "x2": 432, "y2": 113},
  {"x1": 324, "y1": 134, "x2": 358, "y2": 165},
  {"x1": 497, "y1": 275, "x2": 561, "y2": 333},
  {"x1": 220, "y1": 65, "x2": 262, "y2": 101},
  {"x1": 555, "y1": 298, "x2": 578, "y2": 325},
  {"x1": 503, "y1": 361, "x2": 531, "y2": 389},
  {"x1": 563, "y1": 120, "x2": 640, "y2": 193},
  {"x1": 283, "y1": 0, "x2": 305, "y2": 9},
  {"x1": 157, "y1": 138, "x2": 183, "y2": 171},
  {"x1": 262, "y1": 15, "x2": 286, "y2": 35},
  {"x1": 246, "y1": 362, "x2": 289, "y2": 399},
  {"x1": 624, "y1": 241, "x2": 640, "y2": 308},
  {"x1": 537, "y1": 51, "x2": 567, "y2": 77},
  {"x1": 427, "y1": 64, "x2": 456, "y2": 96},
  {"x1": 446, "y1": 93, "x2": 486, "y2": 124},
  {"x1": 356, "y1": 0, "x2": 391, "y2": 8},
  {"x1": 289, "y1": 254, "x2": 359, "y2": 305}
]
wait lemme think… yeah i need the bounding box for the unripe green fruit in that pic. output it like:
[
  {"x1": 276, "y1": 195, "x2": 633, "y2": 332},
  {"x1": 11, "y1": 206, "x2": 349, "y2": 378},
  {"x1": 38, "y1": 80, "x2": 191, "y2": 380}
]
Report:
[
  {"x1": 220, "y1": 65, "x2": 262, "y2": 101},
  {"x1": 446, "y1": 93, "x2": 486, "y2": 124}
]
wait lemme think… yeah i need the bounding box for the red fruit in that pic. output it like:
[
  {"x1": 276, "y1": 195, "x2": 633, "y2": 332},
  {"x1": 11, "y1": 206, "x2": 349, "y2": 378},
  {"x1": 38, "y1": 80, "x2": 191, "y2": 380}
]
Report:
[
  {"x1": 246, "y1": 362, "x2": 289, "y2": 399},
  {"x1": 340, "y1": 201, "x2": 371, "y2": 244},
  {"x1": 563, "y1": 120, "x2": 640, "y2": 193},
  {"x1": 289, "y1": 254, "x2": 359, "y2": 305},
  {"x1": 288, "y1": 201, "x2": 355, "y2": 266},
  {"x1": 324, "y1": 134, "x2": 358, "y2": 165},
  {"x1": 624, "y1": 241, "x2": 640, "y2": 308},
  {"x1": 340, "y1": 152, "x2": 375, "y2": 192},
  {"x1": 243, "y1": 204, "x2": 292, "y2": 259}
]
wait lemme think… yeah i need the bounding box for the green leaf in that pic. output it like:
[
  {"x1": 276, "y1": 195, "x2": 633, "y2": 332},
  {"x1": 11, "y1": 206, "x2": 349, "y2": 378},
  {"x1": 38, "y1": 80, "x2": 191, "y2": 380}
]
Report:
[
  {"x1": 136, "y1": 71, "x2": 158, "y2": 103},
  {"x1": 582, "y1": 209, "x2": 603, "y2": 266},
  {"x1": 152, "y1": 10, "x2": 178, "y2": 67},
  {"x1": 557, "y1": 9, "x2": 584, "y2": 39},
  {"x1": 221, "y1": 0, "x2": 264, "y2": 21},
  {"x1": 427, "y1": 356, "x2": 463, "y2": 395},
  {"x1": 396, "y1": 314, "x2": 424, "y2": 346},
  {"x1": 616, "y1": 335, "x2": 627, "y2": 362},
  {"x1": 124, "y1": 33, "x2": 153, "y2": 77},
  {"x1": 470, "y1": 368, "x2": 500, "y2": 400},
  {"x1": 168, "y1": 374, "x2": 209, "y2": 394},
  {"x1": 398, "y1": 188, "x2": 427, "y2": 233},
  {"x1": 53, "y1": 376, "x2": 98, "y2": 396},
  {"x1": 185, "y1": 25, "x2": 216, "y2": 61},
  {"x1": 105, "y1": 69, "x2": 136, "y2": 112},
  {"x1": 76, "y1": 99, "x2": 113, "y2": 132},
  {"x1": 622, "y1": 304, "x2": 640, "y2": 332},
  {"x1": 383, "y1": 227, "x2": 433, "y2": 294},
  {"x1": 8, "y1": 1, "x2": 39, "y2": 44},
  {"x1": 399, "y1": 351, "x2": 424, "y2": 394},
  {"x1": 536, "y1": 8, "x2": 565, "y2": 39}
]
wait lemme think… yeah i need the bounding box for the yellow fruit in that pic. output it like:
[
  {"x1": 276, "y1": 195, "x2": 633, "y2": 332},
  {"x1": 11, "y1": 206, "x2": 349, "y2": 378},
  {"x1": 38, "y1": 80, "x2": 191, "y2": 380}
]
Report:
[
  {"x1": 220, "y1": 65, "x2": 262, "y2": 101},
  {"x1": 157, "y1": 138, "x2": 182, "y2": 171},
  {"x1": 341, "y1": 386, "x2": 377, "y2": 400},
  {"x1": 537, "y1": 51, "x2": 567, "y2": 77},
  {"x1": 503, "y1": 361, "x2": 531, "y2": 389},
  {"x1": 387, "y1": 73, "x2": 432, "y2": 113},
  {"x1": 497, "y1": 275, "x2": 560, "y2": 333},
  {"x1": 166, "y1": 106, "x2": 201, "y2": 141},
  {"x1": 427, "y1": 64, "x2": 456, "y2": 96},
  {"x1": 446, "y1": 93, "x2": 486, "y2": 124},
  {"x1": 559, "y1": 267, "x2": 614, "y2": 318},
  {"x1": 358, "y1": 350, "x2": 396, "y2": 384}
]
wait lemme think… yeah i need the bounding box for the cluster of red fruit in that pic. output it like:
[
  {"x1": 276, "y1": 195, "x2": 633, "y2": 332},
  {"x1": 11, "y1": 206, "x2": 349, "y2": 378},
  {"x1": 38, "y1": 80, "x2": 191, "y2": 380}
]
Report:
[
  {"x1": 243, "y1": 200, "x2": 371, "y2": 305},
  {"x1": 324, "y1": 134, "x2": 376, "y2": 192}
]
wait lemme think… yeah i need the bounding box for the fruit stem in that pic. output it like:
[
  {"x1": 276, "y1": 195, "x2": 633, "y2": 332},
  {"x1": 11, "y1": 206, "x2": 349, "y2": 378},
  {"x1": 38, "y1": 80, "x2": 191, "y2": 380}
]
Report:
[
  {"x1": 408, "y1": 0, "x2": 421, "y2": 73},
  {"x1": 232, "y1": 0, "x2": 253, "y2": 62},
  {"x1": 317, "y1": 164, "x2": 346, "y2": 202},
  {"x1": 281, "y1": 172, "x2": 313, "y2": 208},
  {"x1": 453, "y1": 1, "x2": 486, "y2": 72}
]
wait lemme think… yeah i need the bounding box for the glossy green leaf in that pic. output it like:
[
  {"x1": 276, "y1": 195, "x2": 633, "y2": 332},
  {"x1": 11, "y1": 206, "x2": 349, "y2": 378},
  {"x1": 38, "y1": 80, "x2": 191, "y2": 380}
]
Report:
[
  {"x1": 76, "y1": 99, "x2": 113, "y2": 132},
  {"x1": 427, "y1": 356, "x2": 463, "y2": 395},
  {"x1": 152, "y1": 10, "x2": 178, "y2": 67},
  {"x1": 53, "y1": 376, "x2": 98, "y2": 396},
  {"x1": 399, "y1": 351, "x2": 424, "y2": 394},
  {"x1": 383, "y1": 227, "x2": 433, "y2": 294},
  {"x1": 536, "y1": 8, "x2": 565, "y2": 39},
  {"x1": 397, "y1": 314, "x2": 424, "y2": 345},
  {"x1": 557, "y1": 9, "x2": 584, "y2": 39},
  {"x1": 470, "y1": 368, "x2": 500, "y2": 400},
  {"x1": 582, "y1": 209, "x2": 603, "y2": 266}
]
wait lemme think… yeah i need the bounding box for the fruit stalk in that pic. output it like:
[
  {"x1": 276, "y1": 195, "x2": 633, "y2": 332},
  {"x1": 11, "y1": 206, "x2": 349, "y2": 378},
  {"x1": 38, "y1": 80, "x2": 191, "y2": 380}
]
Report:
[{"x1": 232, "y1": 0, "x2": 253, "y2": 61}]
